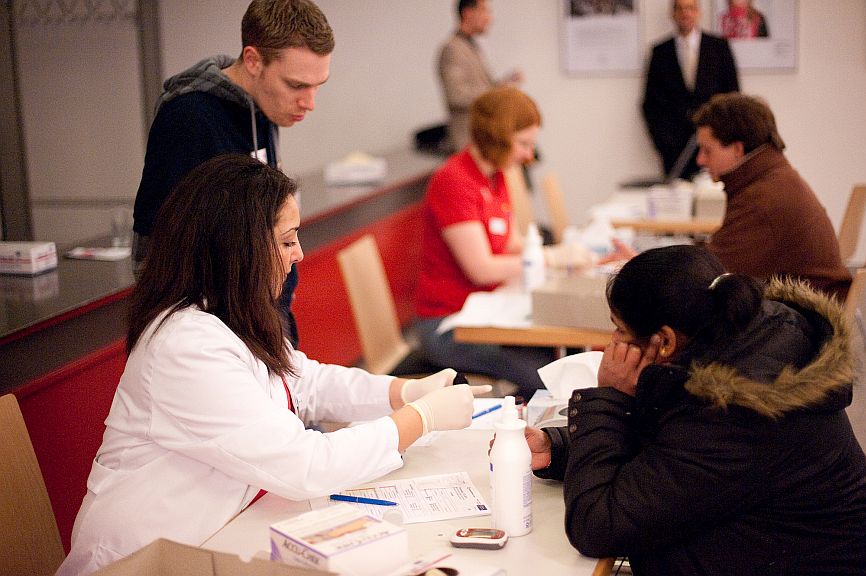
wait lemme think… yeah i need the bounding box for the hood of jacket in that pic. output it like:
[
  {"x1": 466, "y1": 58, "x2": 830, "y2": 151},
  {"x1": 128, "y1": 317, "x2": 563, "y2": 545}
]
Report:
[
  {"x1": 156, "y1": 55, "x2": 253, "y2": 113},
  {"x1": 679, "y1": 277, "x2": 854, "y2": 418}
]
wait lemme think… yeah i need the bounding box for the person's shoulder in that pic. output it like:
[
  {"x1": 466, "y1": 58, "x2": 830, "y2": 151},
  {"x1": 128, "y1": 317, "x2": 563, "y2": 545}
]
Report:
[
  {"x1": 651, "y1": 35, "x2": 676, "y2": 51},
  {"x1": 429, "y1": 152, "x2": 478, "y2": 193},
  {"x1": 160, "y1": 91, "x2": 233, "y2": 116},
  {"x1": 440, "y1": 33, "x2": 469, "y2": 56},
  {"x1": 700, "y1": 31, "x2": 732, "y2": 48}
]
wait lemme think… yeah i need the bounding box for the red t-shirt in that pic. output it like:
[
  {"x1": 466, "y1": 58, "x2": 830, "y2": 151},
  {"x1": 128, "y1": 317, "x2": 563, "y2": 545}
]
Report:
[{"x1": 416, "y1": 149, "x2": 513, "y2": 318}]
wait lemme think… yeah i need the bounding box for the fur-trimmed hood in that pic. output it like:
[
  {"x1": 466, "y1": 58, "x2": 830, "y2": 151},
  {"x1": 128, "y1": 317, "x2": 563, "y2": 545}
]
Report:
[{"x1": 683, "y1": 277, "x2": 854, "y2": 418}]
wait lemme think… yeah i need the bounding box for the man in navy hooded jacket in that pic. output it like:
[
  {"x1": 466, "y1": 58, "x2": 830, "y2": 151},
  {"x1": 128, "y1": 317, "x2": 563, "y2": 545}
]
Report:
[{"x1": 133, "y1": 0, "x2": 333, "y2": 346}]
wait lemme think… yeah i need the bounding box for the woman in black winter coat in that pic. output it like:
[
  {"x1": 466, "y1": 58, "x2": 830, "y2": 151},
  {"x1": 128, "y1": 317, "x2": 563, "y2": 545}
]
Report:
[{"x1": 527, "y1": 245, "x2": 866, "y2": 575}]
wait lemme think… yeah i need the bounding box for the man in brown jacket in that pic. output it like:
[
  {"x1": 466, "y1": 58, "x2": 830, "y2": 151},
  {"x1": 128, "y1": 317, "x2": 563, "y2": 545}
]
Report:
[
  {"x1": 437, "y1": 0, "x2": 523, "y2": 151},
  {"x1": 693, "y1": 93, "x2": 851, "y2": 301}
]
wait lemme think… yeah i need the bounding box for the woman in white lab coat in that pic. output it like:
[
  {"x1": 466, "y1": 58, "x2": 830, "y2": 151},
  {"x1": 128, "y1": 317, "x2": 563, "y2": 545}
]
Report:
[{"x1": 58, "y1": 154, "x2": 489, "y2": 575}]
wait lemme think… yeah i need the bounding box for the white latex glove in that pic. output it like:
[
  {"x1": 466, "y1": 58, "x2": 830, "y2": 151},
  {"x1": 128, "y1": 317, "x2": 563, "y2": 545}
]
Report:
[
  {"x1": 543, "y1": 242, "x2": 594, "y2": 272},
  {"x1": 408, "y1": 384, "x2": 492, "y2": 435},
  {"x1": 400, "y1": 368, "x2": 458, "y2": 404}
]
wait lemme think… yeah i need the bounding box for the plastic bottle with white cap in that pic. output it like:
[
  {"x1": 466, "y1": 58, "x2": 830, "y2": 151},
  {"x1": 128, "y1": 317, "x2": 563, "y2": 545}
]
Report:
[
  {"x1": 522, "y1": 222, "x2": 546, "y2": 291},
  {"x1": 489, "y1": 395, "x2": 533, "y2": 536}
]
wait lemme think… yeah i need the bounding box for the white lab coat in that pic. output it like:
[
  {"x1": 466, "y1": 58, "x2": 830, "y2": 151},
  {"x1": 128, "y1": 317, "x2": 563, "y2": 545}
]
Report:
[{"x1": 57, "y1": 307, "x2": 403, "y2": 575}]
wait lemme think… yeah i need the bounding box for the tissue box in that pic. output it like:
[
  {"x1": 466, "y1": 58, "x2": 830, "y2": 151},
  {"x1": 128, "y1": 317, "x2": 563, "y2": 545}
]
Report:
[
  {"x1": 526, "y1": 389, "x2": 568, "y2": 428},
  {"x1": 93, "y1": 538, "x2": 331, "y2": 575},
  {"x1": 270, "y1": 504, "x2": 408, "y2": 576},
  {"x1": 0, "y1": 241, "x2": 57, "y2": 275},
  {"x1": 531, "y1": 275, "x2": 611, "y2": 331}
]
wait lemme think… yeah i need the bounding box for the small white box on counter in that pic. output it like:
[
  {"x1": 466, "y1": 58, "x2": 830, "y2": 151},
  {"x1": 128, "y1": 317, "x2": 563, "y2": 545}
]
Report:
[
  {"x1": 0, "y1": 241, "x2": 57, "y2": 275},
  {"x1": 531, "y1": 274, "x2": 612, "y2": 331},
  {"x1": 270, "y1": 503, "x2": 408, "y2": 576}
]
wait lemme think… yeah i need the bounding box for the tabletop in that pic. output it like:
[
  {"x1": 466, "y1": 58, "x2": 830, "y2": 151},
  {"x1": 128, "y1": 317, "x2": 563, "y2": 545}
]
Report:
[{"x1": 202, "y1": 427, "x2": 605, "y2": 575}]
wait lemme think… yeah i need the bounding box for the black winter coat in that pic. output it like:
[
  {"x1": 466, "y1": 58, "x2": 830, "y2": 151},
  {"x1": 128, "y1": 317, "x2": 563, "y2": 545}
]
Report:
[{"x1": 537, "y1": 279, "x2": 866, "y2": 575}]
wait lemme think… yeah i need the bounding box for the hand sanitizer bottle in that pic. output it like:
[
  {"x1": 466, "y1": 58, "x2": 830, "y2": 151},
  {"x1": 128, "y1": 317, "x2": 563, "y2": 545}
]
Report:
[
  {"x1": 522, "y1": 222, "x2": 546, "y2": 292},
  {"x1": 489, "y1": 395, "x2": 533, "y2": 536}
]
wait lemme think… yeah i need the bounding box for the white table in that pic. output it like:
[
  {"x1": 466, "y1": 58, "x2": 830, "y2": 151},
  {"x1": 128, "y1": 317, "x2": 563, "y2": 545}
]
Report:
[{"x1": 202, "y1": 428, "x2": 604, "y2": 575}]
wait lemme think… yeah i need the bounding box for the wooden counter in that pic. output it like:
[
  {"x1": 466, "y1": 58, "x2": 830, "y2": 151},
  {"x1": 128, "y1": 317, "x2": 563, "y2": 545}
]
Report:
[{"x1": 0, "y1": 148, "x2": 444, "y2": 551}]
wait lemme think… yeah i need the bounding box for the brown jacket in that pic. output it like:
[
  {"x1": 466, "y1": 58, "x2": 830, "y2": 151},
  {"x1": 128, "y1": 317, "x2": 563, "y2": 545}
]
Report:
[
  {"x1": 437, "y1": 32, "x2": 496, "y2": 150},
  {"x1": 709, "y1": 145, "x2": 851, "y2": 301}
]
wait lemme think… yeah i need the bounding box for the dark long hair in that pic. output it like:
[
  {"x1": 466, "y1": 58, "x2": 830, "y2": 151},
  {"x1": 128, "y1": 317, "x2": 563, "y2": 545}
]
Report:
[
  {"x1": 128, "y1": 153, "x2": 295, "y2": 375},
  {"x1": 606, "y1": 245, "x2": 763, "y2": 362}
]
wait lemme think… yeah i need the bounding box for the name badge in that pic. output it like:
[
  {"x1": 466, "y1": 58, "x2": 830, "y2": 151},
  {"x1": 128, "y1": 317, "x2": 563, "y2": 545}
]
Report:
[
  {"x1": 488, "y1": 217, "x2": 507, "y2": 236},
  {"x1": 251, "y1": 148, "x2": 267, "y2": 164}
]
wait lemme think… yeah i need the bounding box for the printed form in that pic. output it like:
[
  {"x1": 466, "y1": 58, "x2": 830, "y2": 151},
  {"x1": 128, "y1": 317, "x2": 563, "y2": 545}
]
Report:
[{"x1": 332, "y1": 472, "x2": 490, "y2": 524}]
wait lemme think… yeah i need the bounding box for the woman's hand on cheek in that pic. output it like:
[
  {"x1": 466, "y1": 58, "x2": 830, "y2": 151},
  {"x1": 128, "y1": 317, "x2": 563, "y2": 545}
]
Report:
[{"x1": 597, "y1": 334, "x2": 661, "y2": 396}]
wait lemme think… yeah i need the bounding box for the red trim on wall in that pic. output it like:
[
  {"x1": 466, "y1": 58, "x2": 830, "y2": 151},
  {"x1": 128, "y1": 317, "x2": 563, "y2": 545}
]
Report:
[{"x1": 15, "y1": 340, "x2": 127, "y2": 552}]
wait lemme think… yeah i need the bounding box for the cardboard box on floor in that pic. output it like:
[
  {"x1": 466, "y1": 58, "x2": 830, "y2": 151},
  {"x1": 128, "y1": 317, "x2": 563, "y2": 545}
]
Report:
[
  {"x1": 531, "y1": 274, "x2": 612, "y2": 331},
  {"x1": 93, "y1": 539, "x2": 335, "y2": 576}
]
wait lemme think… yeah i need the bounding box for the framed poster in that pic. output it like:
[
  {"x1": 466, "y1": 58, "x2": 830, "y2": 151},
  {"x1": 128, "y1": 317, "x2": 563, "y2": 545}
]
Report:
[
  {"x1": 560, "y1": 0, "x2": 641, "y2": 75},
  {"x1": 712, "y1": 0, "x2": 798, "y2": 70}
]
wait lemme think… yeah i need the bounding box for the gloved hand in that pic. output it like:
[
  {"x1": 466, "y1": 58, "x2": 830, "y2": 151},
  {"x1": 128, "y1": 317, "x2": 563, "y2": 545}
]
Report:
[
  {"x1": 400, "y1": 368, "x2": 458, "y2": 404},
  {"x1": 543, "y1": 242, "x2": 594, "y2": 272},
  {"x1": 407, "y1": 383, "x2": 492, "y2": 435}
]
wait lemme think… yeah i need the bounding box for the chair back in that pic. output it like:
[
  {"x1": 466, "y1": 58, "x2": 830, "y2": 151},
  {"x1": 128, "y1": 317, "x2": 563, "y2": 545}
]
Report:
[
  {"x1": 838, "y1": 184, "x2": 866, "y2": 264},
  {"x1": 0, "y1": 394, "x2": 65, "y2": 576},
  {"x1": 337, "y1": 235, "x2": 411, "y2": 375},
  {"x1": 541, "y1": 173, "x2": 570, "y2": 244},
  {"x1": 504, "y1": 165, "x2": 535, "y2": 237}
]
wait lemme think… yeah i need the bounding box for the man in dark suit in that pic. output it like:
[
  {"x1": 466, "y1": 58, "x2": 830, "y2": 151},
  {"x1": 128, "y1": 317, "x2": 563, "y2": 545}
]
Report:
[{"x1": 642, "y1": 0, "x2": 739, "y2": 179}]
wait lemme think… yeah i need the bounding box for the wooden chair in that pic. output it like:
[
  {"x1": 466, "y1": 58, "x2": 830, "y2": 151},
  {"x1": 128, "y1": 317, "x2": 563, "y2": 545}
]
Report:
[
  {"x1": 541, "y1": 173, "x2": 570, "y2": 244},
  {"x1": 337, "y1": 235, "x2": 508, "y2": 395},
  {"x1": 504, "y1": 164, "x2": 535, "y2": 237},
  {"x1": 337, "y1": 234, "x2": 421, "y2": 375},
  {"x1": 838, "y1": 184, "x2": 866, "y2": 266},
  {"x1": 0, "y1": 394, "x2": 65, "y2": 576}
]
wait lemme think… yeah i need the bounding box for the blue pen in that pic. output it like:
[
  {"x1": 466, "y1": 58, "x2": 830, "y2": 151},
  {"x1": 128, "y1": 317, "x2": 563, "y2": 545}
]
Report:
[
  {"x1": 472, "y1": 403, "x2": 502, "y2": 419},
  {"x1": 329, "y1": 494, "x2": 398, "y2": 506}
]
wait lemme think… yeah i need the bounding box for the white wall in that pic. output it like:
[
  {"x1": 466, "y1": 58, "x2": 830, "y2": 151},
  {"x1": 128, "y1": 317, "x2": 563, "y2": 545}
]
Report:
[
  {"x1": 16, "y1": 18, "x2": 144, "y2": 244},
  {"x1": 160, "y1": 0, "x2": 866, "y2": 234},
  {"x1": 18, "y1": 1, "x2": 866, "y2": 246}
]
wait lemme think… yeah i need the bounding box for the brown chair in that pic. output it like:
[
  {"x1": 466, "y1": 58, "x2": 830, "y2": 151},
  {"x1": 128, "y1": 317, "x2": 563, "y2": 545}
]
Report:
[
  {"x1": 337, "y1": 235, "x2": 508, "y2": 394},
  {"x1": 541, "y1": 173, "x2": 570, "y2": 244},
  {"x1": 0, "y1": 393, "x2": 65, "y2": 576},
  {"x1": 838, "y1": 184, "x2": 866, "y2": 266},
  {"x1": 337, "y1": 234, "x2": 420, "y2": 375},
  {"x1": 504, "y1": 164, "x2": 535, "y2": 237}
]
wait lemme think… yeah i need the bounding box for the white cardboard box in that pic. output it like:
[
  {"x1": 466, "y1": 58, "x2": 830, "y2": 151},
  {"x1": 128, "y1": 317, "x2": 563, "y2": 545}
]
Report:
[
  {"x1": 0, "y1": 241, "x2": 57, "y2": 275},
  {"x1": 531, "y1": 274, "x2": 611, "y2": 331},
  {"x1": 93, "y1": 538, "x2": 333, "y2": 575},
  {"x1": 270, "y1": 504, "x2": 408, "y2": 576}
]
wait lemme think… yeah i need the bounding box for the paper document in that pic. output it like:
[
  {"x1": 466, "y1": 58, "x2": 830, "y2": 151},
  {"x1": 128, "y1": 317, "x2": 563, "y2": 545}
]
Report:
[
  {"x1": 65, "y1": 247, "x2": 131, "y2": 261},
  {"x1": 437, "y1": 291, "x2": 531, "y2": 334},
  {"x1": 332, "y1": 471, "x2": 490, "y2": 524}
]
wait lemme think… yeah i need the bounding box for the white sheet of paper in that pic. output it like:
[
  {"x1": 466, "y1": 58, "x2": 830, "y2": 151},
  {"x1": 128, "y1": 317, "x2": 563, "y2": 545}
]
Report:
[
  {"x1": 437, "y1": 291, "x2": 532, "y2": 334},
  {"x1": 331, "y1": 471, "x2": 490, "y2": 524}
]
